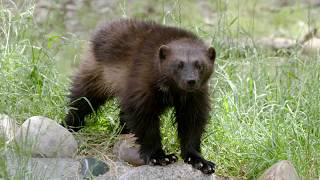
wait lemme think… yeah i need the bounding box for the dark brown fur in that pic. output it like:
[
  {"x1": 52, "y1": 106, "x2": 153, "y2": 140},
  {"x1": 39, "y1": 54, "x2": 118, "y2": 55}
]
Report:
[{"x1": 64, "y1": 19, "x2": 216, "y2": 174}]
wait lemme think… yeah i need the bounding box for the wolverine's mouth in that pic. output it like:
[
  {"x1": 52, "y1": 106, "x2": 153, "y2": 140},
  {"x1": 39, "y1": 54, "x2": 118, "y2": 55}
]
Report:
[
  {"x1": 180, "y1": 83, "x2": 199, "y2": 92},
  {"x1": 185, "y1": 86, "x2": 197, "y2": 92}
]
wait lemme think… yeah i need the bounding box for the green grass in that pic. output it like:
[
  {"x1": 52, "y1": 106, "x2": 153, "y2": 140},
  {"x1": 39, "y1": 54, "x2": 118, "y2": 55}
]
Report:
[{"x1": 1, "y1": 0, "x2": 319, "y2": 179}]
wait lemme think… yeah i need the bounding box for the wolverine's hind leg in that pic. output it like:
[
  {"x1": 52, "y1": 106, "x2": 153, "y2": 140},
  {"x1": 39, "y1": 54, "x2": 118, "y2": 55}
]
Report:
[
  {"x1": 64, "y1": 62, "x2": 110, "y2": 131},
  {"x1": 64, "y1": 87, "x2": 107, "y2": 131},
  {"x1": 119, "y1": 110, "x2": 131, "y2": 134}
]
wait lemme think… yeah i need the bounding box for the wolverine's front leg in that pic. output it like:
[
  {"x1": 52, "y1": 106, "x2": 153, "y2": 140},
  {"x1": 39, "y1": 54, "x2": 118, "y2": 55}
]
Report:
[
  {"x1": 120, "y1": 90, "x2": 178, "y2": 165},
  {"x1": 175, "y1": 92, "x2": 215, "y2": 174}
]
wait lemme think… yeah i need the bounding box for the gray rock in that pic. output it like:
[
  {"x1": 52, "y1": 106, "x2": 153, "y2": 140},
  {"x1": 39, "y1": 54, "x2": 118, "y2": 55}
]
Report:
[
  {"x1": 0, "y1": 114, "x2": 18, "y2": 143},
  {"x1": 113, "y1": 134, "x2": 144, "y2": 166},
  {"x1": 6, "y1": 152, "x2": 81, "y2": 179},
  {"x1": 98, "y1": 162, "x2": 227, "y2": 180},
  {"x1": 302, "y1": 38, "x2": 320, "y2": 55},
  {"x1": 14, "y1": 116, "x2": 78, "y2": 158},
  {"x1": 258, "y1": 160, "x2": 300, "y2": 180},
  {"x1": 31, "y1": 158, "x2": 81, "y2": 179},
  {"x1": 5, "y1": 151, "x2": 33, "y2": 179}
]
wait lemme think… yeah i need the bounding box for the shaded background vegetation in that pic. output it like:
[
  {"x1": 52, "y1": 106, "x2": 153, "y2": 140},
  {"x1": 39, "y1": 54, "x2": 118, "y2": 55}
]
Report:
[{"x1": 1, "y1": 0, "x2": 319, "y2": 179}]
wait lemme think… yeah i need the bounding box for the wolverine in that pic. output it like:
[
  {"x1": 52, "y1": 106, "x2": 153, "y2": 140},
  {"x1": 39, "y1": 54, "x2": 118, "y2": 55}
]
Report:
[{"x1": 64, "y1": 19, "x2": 216, "y2": 174}]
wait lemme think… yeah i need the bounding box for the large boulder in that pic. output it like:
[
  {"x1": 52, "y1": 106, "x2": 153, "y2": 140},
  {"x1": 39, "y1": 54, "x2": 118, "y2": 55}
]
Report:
[
  {"x1": 14, "y1": 116, "x2": 78, "y2": 158},
  {"x1": 0, "y1": 114, "x2": 18, "y2": 143}
]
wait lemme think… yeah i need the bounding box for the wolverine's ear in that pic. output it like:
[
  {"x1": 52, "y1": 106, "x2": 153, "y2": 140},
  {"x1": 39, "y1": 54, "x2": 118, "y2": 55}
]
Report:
[
  {"x1": 159, "y1": 45, "x2": 170, "y2": 62},
  {"x1": 207, "y1": 47, "x2": 216, "y2": 63}
]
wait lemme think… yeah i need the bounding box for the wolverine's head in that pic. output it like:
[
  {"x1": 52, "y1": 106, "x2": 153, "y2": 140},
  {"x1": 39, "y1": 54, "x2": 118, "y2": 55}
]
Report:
[{"x1": 158, "y1": 39, "x2": 216, "y2": 92}]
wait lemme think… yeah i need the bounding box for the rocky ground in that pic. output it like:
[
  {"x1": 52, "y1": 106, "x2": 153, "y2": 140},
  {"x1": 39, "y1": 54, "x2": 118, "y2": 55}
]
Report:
[
  {"x1": 0, "y1": 115, "x2": 227, "y2": 179},
  {"x1": 0, "y1": 114, "x2": 300, "y2": 179}
]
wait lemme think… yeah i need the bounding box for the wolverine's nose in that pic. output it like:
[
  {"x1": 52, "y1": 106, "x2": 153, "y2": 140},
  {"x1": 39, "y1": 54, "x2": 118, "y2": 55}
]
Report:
[{"x1": 187, "y1": 79, "x2": 196, "y2": 86}]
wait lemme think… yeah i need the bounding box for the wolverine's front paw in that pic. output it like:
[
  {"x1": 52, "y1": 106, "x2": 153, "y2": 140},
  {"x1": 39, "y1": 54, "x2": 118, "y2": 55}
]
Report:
[
  {"x1": 184, "y1": 156, "x2": 215, "y2": 174},
  {"x1": 148, "y1": 153, "x2": 178, "y2": 166}
]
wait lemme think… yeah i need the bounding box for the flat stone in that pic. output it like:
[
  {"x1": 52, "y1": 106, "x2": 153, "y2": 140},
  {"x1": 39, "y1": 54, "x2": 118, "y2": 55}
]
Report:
[
  {"x1": 6, "y1": 152, "x2": 81, "y2": 179},
  {"x1": 98, "y1": 162, "x2": 228, "y2": 180},
  {"x1": 14, "y1": 116, "x2": 78, "y2": 158},
  {"x1": 31, "y1": 158, "x2": 81, "y2": 179},
  {"x1": 258, "y1": 160, "x2": 300, "y2": 180}
]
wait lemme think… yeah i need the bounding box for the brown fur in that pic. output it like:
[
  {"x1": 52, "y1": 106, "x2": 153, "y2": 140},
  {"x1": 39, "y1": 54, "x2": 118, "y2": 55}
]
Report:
[{"x1": 64, "y1": 19, "x2": 216, "y2": 174}]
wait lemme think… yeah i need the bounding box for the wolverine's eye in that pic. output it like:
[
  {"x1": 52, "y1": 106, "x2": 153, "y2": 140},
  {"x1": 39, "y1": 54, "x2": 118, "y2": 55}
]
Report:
[
  {"x1": 177, "y1": 61, "x2": 184, "y2": 69},
  {"x1": 194, "y1": 61, "x2": 202, "y2": 70}
]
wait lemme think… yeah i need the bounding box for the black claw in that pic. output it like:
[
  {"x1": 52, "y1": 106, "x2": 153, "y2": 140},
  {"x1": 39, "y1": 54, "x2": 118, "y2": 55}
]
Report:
[
  {"x1": 149, "y1": 153, "x2": 178, "y2": 166},
  {"x1": 184, "y1": 156, "x2": 216, "y2": 174},
  {"x1": 150, "y1": 159, "x2": 157, "y2": 165},
  {"x1": 172, "y1": 155, "x2": 178, "y2": 162},
  {"x1": 203, "y1": 166, "x2": 215, "y2": 174},
  {"x1": 194, "y1": 162, "x2": 203, "y2": 169},
  {"x1": 168, "y1": 154, "x2": 178, "y2": 162}
]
